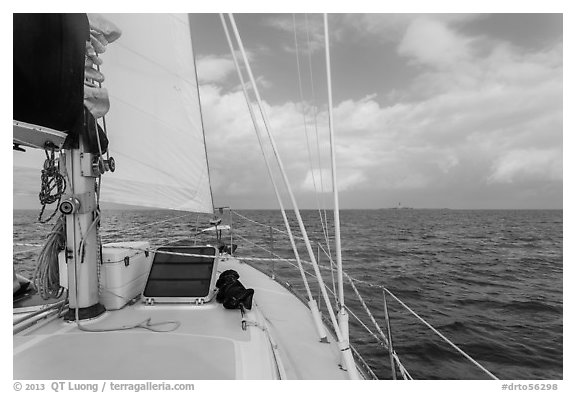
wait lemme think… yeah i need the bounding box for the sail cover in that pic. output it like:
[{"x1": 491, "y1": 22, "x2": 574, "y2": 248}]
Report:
[{"x1": 98, "y1": 13, "x2": 213, "y2": 213}]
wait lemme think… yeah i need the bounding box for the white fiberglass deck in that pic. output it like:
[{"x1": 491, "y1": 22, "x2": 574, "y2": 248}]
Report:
[
  {"x1": 14, "y1": 258, "x2": 350, "y2": 380},
  {"x1": 221, "y1": 258, "x2": 349, "y2": 379}
]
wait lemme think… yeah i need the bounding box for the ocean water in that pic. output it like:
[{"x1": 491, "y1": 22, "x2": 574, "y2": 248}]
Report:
[{"x1": 13, "y1": 208, "x2": 563, "y2": 380}]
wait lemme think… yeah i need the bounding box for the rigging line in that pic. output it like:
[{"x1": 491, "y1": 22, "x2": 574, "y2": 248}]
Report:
[
  {"x1": 97, "y1": 240, "x2": 302, "y2": 262},
  {"x1": 79, "y1": 132, "x2": 104, "y2": 265},
  {"x1": 221, "y1": 235, "x2": 335, "y2": 308},
  {"x1": 337, "y1": 268, "x2": 497, "y2": 379},
  {"x1": 235, "y1": 237, "x2": 388, "y2": 362},
  {"x1": 315, "y1": 242, "x2": 413, "y2": 378},
  {"x1": 233, "y1": 236, "x2": 320, "y2": 284},
  {"x1": 381, "y1": 286, "x2": 499, "y2": 380},
  {"x1": 323, "y1": 14, "x2": 346, "y2": 314},
  {"x1": 37, "y1": 148, "x2": 66, "y2": 223},
  {"x1": 231, "y1": 211, "x2": 304, "y2": 240},
  {"x1": 305, "y1": 13, "x2": 332, "y2": 259},
  {"x1": 78, "y1": 211, "x2": 100, "y2": 262},
  {"x1": 92, "y1": 67, "x2": 106, "y2": 166},
  {"x1": 93, "y1": 62, "x2": 111, "y2": 161},
  {"x1": 304, "y1": 14, "x2": 332, "y2": 258},
  {"x1": 343, "y1": 303, "x2": 379, "y2": 346},
  {"x1": 33, "y1": 216, "x2": 65, "y2": 300},
  {"x1": 13, "y1": 299, "x2": 67, "y2": 327},
  {"x1": 103, "y1": 212, "x2": 195, "y2": 238},
  {"x1": 189, "y1": 18, "x2": 215, "y2": 211},
  {"x1": 220, "y1": 13, "x2": 315, "y2": 304},
  {"x1": 227, "y1": 15, "x2": 353, "y2": 367},
  {"x1": 13, "y1": 243, "x2": 43, "y2": 248},
  {"x1": 231, "y1": 212, "x2": 330, "y2": 265},
  {"x1": 348, "y1": 274, "x2": 390, "y2": 348},
  {"x1": 234, "y1": 233, "x2": 291, "y2": 262},
  {"x1": 349, "y1": 345, "x2": 379, "y2": 380},
  {"x1": 317, "y1": 242, "x2": 395, "y2": 352},
  {"x1": 324, "y1": 243, "x2": 338, "y2": 306},
  {"x1": 394, "y1": 353, "x2": 413, "y2": 380},
  {"x1": 342, "y1": 301, "x2": 414, "y2": 379},
  {"x1": 13, "y1": 247, "x2": 41, "y2": 255},
  {"x1": 235, "y1": 233, "x2": 339, "y2": 304},
  {"x1": 231, "y1": 210, "x2": 332, "y2": 269},
  {"x1": 292, "y1": 14, "x2": 332, "y2": 253},
  {"x1": 315, "y1": 226, "x2": 338, "y2": 305}
]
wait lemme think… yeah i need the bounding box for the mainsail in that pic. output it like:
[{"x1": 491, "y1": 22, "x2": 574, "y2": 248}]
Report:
[{"x1": 13, "y1": 13, "x2": 213, "y2": 214}]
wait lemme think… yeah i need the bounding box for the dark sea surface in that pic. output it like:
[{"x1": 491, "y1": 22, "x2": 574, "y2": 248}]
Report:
[{"x1": 13, "y1": 208, "x2": 563, "y2": 380}]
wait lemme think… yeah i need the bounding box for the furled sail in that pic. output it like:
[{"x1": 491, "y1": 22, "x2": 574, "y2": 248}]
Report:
[
  {"x1": 98, "y1": 13, "x2": 213, "y2": 213},
  {"x1": 13, "y1": 13, "x2": 213, "y2": 214}
]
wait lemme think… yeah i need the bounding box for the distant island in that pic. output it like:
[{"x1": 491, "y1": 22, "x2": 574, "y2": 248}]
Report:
[{"x1": 390, "y1": 202, "x2": 413, "y2": 210}]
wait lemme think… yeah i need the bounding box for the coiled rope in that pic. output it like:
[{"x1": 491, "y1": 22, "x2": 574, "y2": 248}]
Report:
[
  {"x1": 37, "y1": 148, "x2": 66, "y2": 223},
  {"x1": 33, "y1": 215, "x2": 66, "y2": 299}
]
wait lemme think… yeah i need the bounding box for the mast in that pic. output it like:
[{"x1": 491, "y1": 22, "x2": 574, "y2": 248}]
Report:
[{"x1": 60, "y1": 133, "x2": 106, "y2": 320}]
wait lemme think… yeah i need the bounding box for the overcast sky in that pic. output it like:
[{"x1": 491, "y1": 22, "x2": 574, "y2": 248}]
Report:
[
  {"x1": 190, "y1": 13, "x2": 562, "y2": 209},
  {"x1": 11, "y1": 12, "x2": 563, "y2": 210}
]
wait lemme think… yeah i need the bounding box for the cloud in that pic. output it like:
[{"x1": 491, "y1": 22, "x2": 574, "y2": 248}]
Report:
[
  {"x1": 398, "y1": 17, "x2": 474, "y2": 67},
  {"x1": 264, "y1": 14, "x2": 326, "y2": 54},
  {"x1": 334, "y1": 20, "x2": 561, "y2": 193},
  {"x1": 196, "y1": 55, "x2": 235, "y2": 83},
  {"x1": 300, "y1": 168, "x2": 367, "y2": 192},
  {"x1": 488, "y1": 149, "x2": 562, "y2": 184},
  {"x1": 340, "y1": 14, "x2": 484, "y2": 43},
  {"x1": 195, "y1": 15, "x2": 561, "y2": 208}
]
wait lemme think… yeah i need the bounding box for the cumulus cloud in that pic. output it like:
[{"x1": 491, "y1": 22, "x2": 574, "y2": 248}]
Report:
[
  {"x1": 300, "y1": 168, "x2": 368, "y2": 192},
  {"x1": 196, "y1": 55, "x2": 236, "y2": 83},
  {"x1": 196, "y1": 51, "x2": 261, "y2": 87},
  {"x1": 488, "y1": 149, "x2": 562, "y2": 184},
  {"x1": 195, "y1": 14, "x2": 561, "y2": 208},
  {"x1": 264, "y1": 14, "x2": 326, "y2": 54},
  {"x1": 340, "y1": 14, "x2": 484, "y2": 43},
  {"x1": 398, "y1": 17, "x2": 474, "y2": 67}
]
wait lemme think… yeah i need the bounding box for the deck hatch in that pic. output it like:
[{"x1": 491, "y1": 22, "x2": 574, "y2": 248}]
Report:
[{"x1": 143, "y1": 246, "x2": 219, "y2": 303}]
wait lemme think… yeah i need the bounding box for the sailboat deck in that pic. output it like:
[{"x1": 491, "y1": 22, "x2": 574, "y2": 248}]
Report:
[
  {"x1": 221, "y1": 257, "x2": 349, "y2": 379},
  {"x1": 14, "y1": 258, "x2": 350, "y2": 380}
]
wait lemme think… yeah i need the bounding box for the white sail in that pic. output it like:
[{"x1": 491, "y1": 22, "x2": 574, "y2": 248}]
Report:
[
  {"x1": 13, "y1": 13, "x2": 213, "y2": 214},
  {"x1": 99, "y1": 13, "x2": 212, "y2": 213}
]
